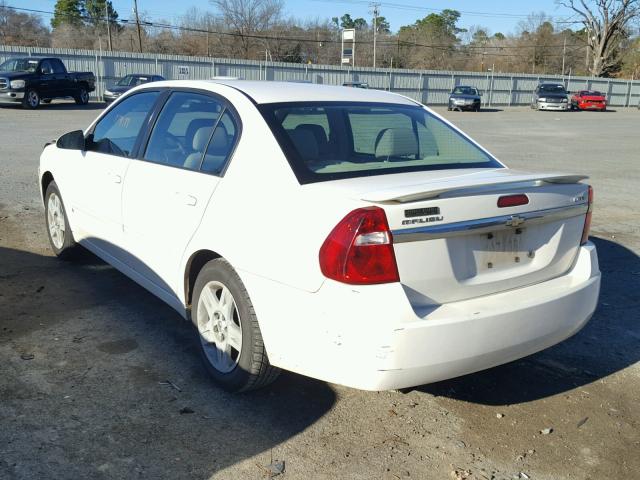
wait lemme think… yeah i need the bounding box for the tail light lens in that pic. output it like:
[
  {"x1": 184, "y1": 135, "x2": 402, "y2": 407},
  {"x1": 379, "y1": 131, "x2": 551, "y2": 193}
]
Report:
[
  {"x1": 581, "y1": 185, "x2": 594, "y2": 245},
  {"x1": 319, "y1": 207, "x2": 400, "y2": 285}
]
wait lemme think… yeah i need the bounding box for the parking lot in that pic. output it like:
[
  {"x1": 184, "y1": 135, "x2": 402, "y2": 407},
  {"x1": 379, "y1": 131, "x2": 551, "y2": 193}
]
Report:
[{"x1": 1, "y1": 101, "x2": 638, "y2": 480}]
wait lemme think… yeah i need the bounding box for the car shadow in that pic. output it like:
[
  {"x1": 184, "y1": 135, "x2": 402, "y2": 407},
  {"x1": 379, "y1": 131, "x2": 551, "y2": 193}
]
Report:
[
  {"x1": 409, "y1": 236, "x2": 639, "y2": 405},
  {"x1": 571, "y1": 108, "x2": 617, "y2": 113},
  {"x1": 0, "y1": 244, "x2": 335, "y2": 478}
]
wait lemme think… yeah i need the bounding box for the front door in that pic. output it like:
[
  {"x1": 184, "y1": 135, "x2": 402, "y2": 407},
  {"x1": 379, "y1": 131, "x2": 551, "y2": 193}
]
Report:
[{"x1": 67, "y1": 90, "x2": 161, "y2": 253}]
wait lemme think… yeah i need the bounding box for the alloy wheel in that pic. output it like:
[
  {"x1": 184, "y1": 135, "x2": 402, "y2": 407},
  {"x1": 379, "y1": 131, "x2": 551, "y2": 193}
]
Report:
[
  {"x1": 196, "y1": 280, "x2": 243, "y2": 373},
  {"x1": 47, "y1": 192, "x2": 65, "y2": 249}
]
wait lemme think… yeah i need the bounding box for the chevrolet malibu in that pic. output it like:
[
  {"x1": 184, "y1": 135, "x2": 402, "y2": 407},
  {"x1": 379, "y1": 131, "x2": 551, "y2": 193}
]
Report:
[{"x1": 39, "y1": 80, "x2": 601, "y2": 392}]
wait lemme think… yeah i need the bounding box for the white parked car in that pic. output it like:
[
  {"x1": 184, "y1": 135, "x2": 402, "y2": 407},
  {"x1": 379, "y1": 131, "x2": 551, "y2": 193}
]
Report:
[{"x1": 39, "y1": 80, "x2": 601, "y2": 392}]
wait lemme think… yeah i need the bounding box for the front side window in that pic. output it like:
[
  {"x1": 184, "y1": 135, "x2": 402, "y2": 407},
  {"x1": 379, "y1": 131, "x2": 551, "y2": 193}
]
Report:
[
  {"x1": 260, "y1": 102, "x2": 501, "y2": 183},
  {"x1": 144, "y1": 91, "x2": 223, "y2": 170},
  {"x1": 89, "y1": 91, "x2": 160, "y2": 157}
]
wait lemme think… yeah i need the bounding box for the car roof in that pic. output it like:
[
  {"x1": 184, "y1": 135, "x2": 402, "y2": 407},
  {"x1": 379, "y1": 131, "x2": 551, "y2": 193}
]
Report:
[{"x1": 137, "y1": 80, "x2": 418, "y2": 105}]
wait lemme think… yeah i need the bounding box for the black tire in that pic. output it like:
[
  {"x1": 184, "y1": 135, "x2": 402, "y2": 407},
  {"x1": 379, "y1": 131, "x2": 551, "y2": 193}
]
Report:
[
  {"x1": 42, "y1": 99, "x2": 52, "y2": 104},
  {"x1": 74, "y1": 87, "x2": 89, "y2": 105},
  {"x1": 22, "y1": 89, "x2": 40, "y2": 109},
  {"x1": 44, "y1": 181, "x2": 77, "y2": 259},
  {"x1": 192, "y1": 258, "x2": 280, "y2": 392}
]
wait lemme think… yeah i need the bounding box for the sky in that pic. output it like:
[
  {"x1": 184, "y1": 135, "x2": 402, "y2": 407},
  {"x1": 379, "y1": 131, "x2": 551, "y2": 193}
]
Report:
[{"x1": 23, "y1": 0, "x2": 579, "y2": 35}]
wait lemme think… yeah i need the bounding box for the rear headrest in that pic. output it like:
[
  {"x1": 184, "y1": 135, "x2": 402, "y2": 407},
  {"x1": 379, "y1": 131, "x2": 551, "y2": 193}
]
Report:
[
  {"x1": 289, "y1": 128, "x2": 319, "y2": 160},
  {"x1": 295, "y1": 124, "x2": 327, "y2": 144},
  {"x1": 375, "y1": 128, "x2": 418, "y2": 159},
  {"x1": 192, "y1": 126, "x2": 212, "y2": 151}
]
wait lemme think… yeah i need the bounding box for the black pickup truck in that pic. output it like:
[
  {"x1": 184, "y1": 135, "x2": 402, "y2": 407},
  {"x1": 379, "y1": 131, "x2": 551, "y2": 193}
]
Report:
[{"x1": 0, "y1": 57, "x2": 95, "y2": 109}]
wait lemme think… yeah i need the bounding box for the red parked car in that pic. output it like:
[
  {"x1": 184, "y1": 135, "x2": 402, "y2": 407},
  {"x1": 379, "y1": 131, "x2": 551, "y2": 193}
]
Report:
[{"x1": 571, "y1": 90, "x2": 607, "y2": 111}]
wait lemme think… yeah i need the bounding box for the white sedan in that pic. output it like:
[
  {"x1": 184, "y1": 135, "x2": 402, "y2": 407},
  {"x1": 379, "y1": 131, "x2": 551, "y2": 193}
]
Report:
[{"x1": 39, "y1": 80, "x2": 601, "y2": 392}]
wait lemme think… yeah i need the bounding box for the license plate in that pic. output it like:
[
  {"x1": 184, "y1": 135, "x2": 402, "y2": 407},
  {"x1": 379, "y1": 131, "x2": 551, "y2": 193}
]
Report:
[{"x1": 482, "y1": 231, "x2": 527, "y2": 268}]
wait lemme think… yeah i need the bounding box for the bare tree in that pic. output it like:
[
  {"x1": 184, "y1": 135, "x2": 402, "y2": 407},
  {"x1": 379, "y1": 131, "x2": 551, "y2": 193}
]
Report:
[
  {"x1": 210, "y1": 0, "x2": 284, "y2": 59},
  {"x1": 558, "y1": 0, "x2": 640, "y2": 76},
  {"x1": 0, "y1": 1, "x2": 50, "y2": 46}
]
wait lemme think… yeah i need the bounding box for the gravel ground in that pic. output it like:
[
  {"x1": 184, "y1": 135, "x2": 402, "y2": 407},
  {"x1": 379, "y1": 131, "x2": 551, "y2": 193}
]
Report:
[{"x1": 1, "y1": 99, "x2": 639, "y2": 480}]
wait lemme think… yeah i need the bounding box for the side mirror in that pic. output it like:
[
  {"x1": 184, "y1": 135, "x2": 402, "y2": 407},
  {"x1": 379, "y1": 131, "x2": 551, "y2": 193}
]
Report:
[{"x1": 57, "y1": 130, "x2": 86, "y2": 150}]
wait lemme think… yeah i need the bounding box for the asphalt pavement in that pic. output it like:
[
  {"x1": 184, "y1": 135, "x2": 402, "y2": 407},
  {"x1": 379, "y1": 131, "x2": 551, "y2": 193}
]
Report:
[{"x1": 1, "y1": 99, "x2": 638, "y2": 480}]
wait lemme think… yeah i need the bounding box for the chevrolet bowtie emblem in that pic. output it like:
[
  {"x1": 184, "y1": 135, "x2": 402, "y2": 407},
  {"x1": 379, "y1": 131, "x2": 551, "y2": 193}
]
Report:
[{"x1": 506, "y1": 215, "x2": 526, "y2": 227}]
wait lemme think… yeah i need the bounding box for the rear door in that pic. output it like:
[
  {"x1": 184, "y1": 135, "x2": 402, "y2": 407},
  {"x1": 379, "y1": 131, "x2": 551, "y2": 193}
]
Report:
[
  {"x1": 37, "y1": 60, "x2": 58, "y2": 98},
  {"x1": 50, "y1": 58, "x2": 71, "y2": 96},
  {"x1": 121, "y1": 90, "x2": 239, "y2": 294}
]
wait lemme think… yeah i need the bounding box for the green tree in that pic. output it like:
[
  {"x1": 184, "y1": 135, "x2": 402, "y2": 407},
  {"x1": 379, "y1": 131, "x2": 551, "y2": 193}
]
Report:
[
  {"x1": 413, "y1": 9, "x2": 466, "y2": 41},
  {"x1": 374, "y1": 15, "x2": 390, "y2": 33},
  {"x1": 51, "y1": 0, "x2": 84, "y2": 28},
  {"x1": 340, "y1": 13, "x2": 368, "y2": 30},
  {"x1": 84, "y1": 0, "x2": 119, "y2": 28}
]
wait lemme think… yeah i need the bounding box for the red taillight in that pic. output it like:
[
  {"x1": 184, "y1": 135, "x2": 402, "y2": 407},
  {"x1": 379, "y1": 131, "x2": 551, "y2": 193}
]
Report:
[
  {"x1": 581, "y1": 185, "x2": 594, "y2": 245},
  {"x1": 319, "y1": 207, "x2": 400, "y2": 285},
  {"x1": 497, "y1": 194, "x2": 529, "y2": 208}
]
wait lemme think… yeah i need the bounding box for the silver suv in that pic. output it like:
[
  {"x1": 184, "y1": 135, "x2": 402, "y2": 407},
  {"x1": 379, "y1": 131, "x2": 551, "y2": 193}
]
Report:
[{"x1": 531, "y1": 83, "x2": 569, "y2": 111}]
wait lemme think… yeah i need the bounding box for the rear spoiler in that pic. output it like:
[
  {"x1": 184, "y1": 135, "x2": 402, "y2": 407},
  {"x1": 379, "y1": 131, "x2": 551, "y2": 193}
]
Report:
[{"x1": 360, "y1": 171, "x2": 588, "y2": 203}]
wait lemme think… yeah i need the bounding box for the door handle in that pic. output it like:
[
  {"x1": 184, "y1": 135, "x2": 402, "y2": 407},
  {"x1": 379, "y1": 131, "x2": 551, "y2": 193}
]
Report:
[
  {"x1": 175, "y1": 192, "x2": 197, "y2": 206},
  {"x1": 110, "y1": 173, "x2": 122, "y2": 184}
]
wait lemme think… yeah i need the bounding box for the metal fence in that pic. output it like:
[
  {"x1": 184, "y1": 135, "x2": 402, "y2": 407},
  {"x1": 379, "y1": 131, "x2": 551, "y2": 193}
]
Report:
[{"x1": 2, "y1": 44, "x2": 639, "y2": 107}]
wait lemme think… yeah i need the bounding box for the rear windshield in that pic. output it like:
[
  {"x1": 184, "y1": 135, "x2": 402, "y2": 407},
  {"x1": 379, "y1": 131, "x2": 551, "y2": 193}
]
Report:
[{"x1": 259, "y1": 102, "x2": 501, "y2": 183}]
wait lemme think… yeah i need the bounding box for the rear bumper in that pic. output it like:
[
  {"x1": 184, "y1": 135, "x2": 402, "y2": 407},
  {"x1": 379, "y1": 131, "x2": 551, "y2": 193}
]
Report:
[
  {"x1": 0, "y1": 91, "x2": 24, "y2": 103},
  {"x1": 243, "y1": 243, "x2": 600, "y2": 390}
]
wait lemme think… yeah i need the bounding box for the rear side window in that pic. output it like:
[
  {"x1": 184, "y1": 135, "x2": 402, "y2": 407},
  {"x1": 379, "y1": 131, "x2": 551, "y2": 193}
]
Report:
[
  {"x1": 51, "y1": 59, "x2": 66, "y2": 74},
  {"x1": 259, "y1": 102, "x2": 501, "y2": 184},
  {"x1": 40, "y1": 60, "x2": 53, "y2": 74},
  {"x1": 144, "y1": 91, "x2": 223, "y2": 170},
  {"x1": 90, "y1": 91, "x2": 160, "y2": 157},
  {"x1": 201, "y1": 111, "x2": 238, "y2": 175}
]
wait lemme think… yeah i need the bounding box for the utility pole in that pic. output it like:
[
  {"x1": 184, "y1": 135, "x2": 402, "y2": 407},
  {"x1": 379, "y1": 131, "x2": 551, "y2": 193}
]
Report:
[
  {"x1": 370, "y1": 2, "x2": 380, "y2": 68},
  {"x1": 561, "y1": 35, "x2": 566, "y2": 75},
  {"x1": 206, "y1": 15, "x2": 211, "y2": 57},
  {"x1": 133, "y1": 0, "x2": 143, "y2": 53},
  {"x1": 105, "y1": 1, "x2": 112, "y2": 52}
]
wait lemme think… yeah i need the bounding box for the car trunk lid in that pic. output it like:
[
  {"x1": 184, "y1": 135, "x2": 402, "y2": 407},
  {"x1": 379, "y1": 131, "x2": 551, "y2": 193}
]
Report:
[{"x1": 321, "y1": 168, "x2": 590, "y2": 305}]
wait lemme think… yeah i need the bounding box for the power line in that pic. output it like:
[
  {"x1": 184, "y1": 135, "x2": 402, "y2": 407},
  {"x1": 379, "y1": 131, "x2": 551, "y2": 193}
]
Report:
[
  {"x1": 310, "y1": 0, "x2": 572, "y2": 20},
  {"x1": 2, "y1": 4, "x2": 588, "y2": 59}
]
